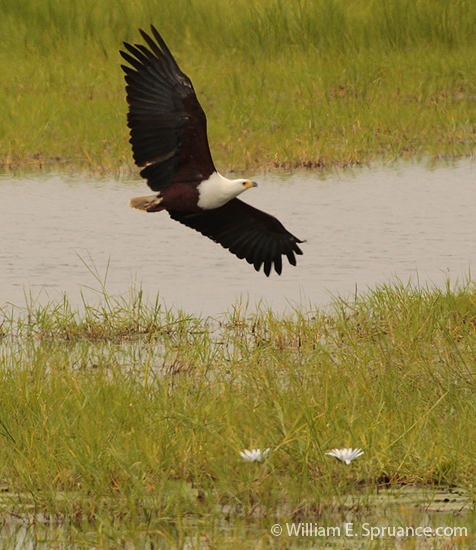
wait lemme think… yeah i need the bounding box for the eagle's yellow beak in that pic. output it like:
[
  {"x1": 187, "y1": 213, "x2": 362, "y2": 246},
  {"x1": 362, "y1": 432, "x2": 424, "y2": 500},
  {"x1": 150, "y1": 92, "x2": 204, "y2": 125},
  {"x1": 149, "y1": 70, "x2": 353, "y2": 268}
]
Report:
[{"x1": 244, "y1": 180, "x2": 258, "y2": 188}]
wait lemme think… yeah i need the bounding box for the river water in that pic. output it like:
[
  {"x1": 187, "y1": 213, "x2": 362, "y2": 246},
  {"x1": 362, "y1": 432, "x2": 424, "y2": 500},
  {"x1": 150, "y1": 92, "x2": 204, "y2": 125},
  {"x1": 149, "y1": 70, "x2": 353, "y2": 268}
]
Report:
[{"x1": 1, "y1": 160, "x2": 475, "y2": 315}]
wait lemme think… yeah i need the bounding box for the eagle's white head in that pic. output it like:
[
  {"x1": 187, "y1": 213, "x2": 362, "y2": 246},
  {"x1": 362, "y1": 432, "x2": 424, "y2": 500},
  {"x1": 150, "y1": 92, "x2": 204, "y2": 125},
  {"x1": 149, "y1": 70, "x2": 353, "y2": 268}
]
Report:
[{"x1": 197, "y1": 172, "x2": 258, "y2": 210}]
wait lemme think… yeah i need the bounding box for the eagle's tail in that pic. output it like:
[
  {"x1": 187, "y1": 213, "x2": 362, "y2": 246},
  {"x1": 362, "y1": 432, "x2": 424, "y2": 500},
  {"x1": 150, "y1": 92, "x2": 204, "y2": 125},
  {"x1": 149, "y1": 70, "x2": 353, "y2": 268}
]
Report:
[{"x1": 129, "y1": 194, "x2": 165, "y2": 212}]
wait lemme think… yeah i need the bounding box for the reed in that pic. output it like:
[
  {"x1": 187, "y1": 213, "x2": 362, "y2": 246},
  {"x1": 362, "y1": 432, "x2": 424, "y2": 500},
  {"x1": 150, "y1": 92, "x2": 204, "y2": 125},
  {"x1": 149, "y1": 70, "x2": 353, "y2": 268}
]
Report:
[
  {"x1": 1, "y1": 0, "x2": 476, "y2": 171},
  {"x1": 0, "y1": 279, "x2": 476, "y2": 548}
]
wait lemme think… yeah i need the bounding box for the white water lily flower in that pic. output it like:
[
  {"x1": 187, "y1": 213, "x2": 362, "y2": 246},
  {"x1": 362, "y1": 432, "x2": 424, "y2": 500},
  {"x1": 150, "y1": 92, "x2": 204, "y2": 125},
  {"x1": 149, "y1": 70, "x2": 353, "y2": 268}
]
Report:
[
  {"x1": 326, "y1": 448, "x2": 364, "y2": 465},
  {"x1": 240, "y1": 448, "x2": 271, "y2": 462}
]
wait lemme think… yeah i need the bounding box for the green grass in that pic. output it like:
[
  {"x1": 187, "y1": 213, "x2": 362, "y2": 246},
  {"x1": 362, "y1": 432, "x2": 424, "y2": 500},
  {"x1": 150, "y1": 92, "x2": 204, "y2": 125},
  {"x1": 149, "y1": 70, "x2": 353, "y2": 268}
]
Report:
[
  {"x1": 1, "y1": 0, "x2": 476, "y2": 171},
  {"x1": 1, "y1": 280, "x2": 476, "y2": 547}
]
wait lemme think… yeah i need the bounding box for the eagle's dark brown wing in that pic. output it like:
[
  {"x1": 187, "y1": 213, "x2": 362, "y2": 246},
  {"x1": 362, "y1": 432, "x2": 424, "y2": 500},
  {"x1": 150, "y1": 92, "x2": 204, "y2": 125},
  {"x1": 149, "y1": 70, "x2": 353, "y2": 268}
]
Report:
[
  {"x1": 168, "y1": 199, "x2": 304, "y2": 276},
  {"x1": 120, "y1": 26, "x2": 216, "y2": 191}
]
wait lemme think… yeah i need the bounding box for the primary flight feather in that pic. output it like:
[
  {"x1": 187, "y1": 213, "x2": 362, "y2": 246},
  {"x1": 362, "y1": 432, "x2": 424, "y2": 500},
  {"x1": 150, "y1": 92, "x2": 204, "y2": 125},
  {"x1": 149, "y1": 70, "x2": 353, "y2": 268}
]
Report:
[{"x1": 121, "y1": 26, "x2": 304, "y2": 276}]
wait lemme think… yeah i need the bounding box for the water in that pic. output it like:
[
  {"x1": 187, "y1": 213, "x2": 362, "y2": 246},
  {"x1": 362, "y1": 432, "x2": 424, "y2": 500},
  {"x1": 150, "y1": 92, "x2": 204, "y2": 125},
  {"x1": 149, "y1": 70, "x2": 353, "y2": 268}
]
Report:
[
  {"x1": 0, "y1": 486, "x2": 472, "y2": 549},
  {"x1": 1, "y1": 160, "x2": 476, "y2": 315}
]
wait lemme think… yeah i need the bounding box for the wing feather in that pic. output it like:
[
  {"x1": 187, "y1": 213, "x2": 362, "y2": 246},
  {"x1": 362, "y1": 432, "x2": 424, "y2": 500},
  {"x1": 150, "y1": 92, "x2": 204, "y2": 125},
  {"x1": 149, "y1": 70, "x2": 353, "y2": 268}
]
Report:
[
  {"x1": 168, "y1": 199, "x2": 303, "y2": 276},
  {"x1": 120, "y1": 26, "x2": 216, "y2": 191}
]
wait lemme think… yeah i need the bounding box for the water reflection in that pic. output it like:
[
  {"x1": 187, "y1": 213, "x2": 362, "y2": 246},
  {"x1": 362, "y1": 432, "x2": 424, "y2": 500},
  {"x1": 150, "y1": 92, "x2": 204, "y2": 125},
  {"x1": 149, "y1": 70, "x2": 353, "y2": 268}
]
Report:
[
  {"x1": 0, "y1": 486, "x2": 472, "y2": 549},
  {"x1": 1, "y1": 160, "x2": 475, "y2": 315}
]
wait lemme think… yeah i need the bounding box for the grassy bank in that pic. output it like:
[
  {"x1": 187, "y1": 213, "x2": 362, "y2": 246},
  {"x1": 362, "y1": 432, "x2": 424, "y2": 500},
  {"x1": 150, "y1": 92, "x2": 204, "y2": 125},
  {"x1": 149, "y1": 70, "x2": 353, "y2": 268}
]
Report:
[
  {"x1": 0, "y1": 281, "x2": 475, "y2": 546},
  {"x1": 1, "y1": 0, "x2": 476, "y2": 171}
]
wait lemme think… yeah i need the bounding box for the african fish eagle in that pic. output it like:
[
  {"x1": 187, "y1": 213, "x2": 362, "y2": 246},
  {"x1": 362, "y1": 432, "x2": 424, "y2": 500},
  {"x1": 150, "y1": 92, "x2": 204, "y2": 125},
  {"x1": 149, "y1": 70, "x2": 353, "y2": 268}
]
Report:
[{"x1": 120, "y1": 26, "x2": 304, "y2": 276}]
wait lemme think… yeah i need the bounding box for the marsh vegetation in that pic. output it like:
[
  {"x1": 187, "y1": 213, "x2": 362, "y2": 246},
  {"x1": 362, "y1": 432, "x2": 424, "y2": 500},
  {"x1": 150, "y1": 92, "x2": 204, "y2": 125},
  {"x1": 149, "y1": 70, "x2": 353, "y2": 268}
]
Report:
[
  {"x1": 2, "y1": 0, "x2": 476, "y2": 170},
  {"x1": 0, "y1": 281, "x2": 476, "y2": 546}
]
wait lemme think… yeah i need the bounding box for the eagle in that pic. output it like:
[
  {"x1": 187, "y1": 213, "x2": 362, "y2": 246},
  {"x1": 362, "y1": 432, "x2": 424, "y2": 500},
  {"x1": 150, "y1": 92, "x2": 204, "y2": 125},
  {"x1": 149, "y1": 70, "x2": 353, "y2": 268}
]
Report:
[{"x1": 120, "y1": 26, "x2": 304, "y2": 276}]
